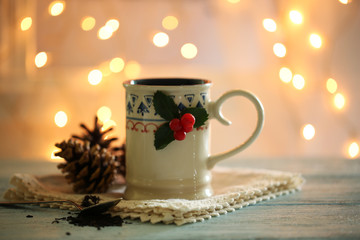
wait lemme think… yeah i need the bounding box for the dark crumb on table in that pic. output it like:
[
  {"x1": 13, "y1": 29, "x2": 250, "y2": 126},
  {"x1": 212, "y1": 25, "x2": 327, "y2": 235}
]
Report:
[
  {"x1": 66, "y1": 232, "x2": 71, "y2": 236},
  {"x1": 26, "y1": 215, "x2": 33, "y2": 218},
  {"x1": 68, "y1": 212, "x2": 123, "y2": 229},
  {"x1": 52, "y1": 212, "x2": 124, "y2": 229}
]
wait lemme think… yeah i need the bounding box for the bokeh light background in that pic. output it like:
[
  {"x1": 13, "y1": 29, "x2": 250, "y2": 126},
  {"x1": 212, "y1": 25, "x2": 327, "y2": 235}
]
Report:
[{"x1": 0, "y1": 0, "x2": 359, "y2": 161}]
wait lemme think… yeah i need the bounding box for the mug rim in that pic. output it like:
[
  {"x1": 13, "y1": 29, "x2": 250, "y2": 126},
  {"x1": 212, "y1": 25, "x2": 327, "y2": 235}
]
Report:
[{"x1": 123, "y1": 78, "x2": 212, "y2": 87}]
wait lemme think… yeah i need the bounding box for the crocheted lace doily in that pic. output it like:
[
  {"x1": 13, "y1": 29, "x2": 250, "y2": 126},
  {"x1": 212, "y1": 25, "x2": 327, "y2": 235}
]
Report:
[{"x1": 2, "y1": 167, "x2": 304, "y2": 225}]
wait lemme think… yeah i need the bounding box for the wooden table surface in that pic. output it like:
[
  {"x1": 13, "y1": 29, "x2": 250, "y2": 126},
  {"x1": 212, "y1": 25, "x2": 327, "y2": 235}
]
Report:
[{"x1": 0, "y1": 157, "x2": 359, "y2": 240}]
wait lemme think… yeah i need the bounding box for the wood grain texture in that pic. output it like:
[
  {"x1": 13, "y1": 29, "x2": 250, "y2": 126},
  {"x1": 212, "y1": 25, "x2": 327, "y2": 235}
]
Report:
[{"x1": 0, "y1": 157, "x2": 359, "y2": 240}]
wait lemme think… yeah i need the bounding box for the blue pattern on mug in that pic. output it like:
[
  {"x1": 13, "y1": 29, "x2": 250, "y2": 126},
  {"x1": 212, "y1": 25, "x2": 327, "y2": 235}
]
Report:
[
  {"x1": 200, "y1": 92, "x2": 207, "y2": 105},
  {"x1": 137, "y1": 102, "x2": 150, "y2": 116},
  {"x1": 126, "y1": 92, "x2": 207, "y2": 118},
  {"x1": 184, "y1": 94, "x2": 195, "y2": 106},
  {"x1": 127, "y1": 101, "x2": 133, "y2": 114},
  {"x1": 196, "y1": 101, "x2": 203, "y2": 108},
  {"x1": 178, "y1": 102, "x2": 186, "y2": 111},
  {"x1": 130, "y1": 94, "x2": 138, "y2": 107},
  {"x1": 144, "y1": 95, "x2": 153, "y2": 107}
]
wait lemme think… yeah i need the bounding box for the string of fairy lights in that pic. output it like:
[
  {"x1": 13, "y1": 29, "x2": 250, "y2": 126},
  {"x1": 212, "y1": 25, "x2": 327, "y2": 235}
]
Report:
[{"x1": 19, "y1": 0, "x2": 359, "y2": 159}]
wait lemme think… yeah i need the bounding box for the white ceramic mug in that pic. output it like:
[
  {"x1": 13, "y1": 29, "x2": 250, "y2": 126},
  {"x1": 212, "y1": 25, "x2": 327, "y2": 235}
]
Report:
[{"x1": 123, "y1": 78, "x2": 264, "y2": 200}]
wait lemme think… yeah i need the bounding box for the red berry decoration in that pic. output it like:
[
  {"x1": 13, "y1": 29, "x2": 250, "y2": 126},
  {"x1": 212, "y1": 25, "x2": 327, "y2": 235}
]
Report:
[
  {"x1": 169, "y1": 114, "x2": 196, "y2": 141},
  {"x1": 181, "y1": 113, "x2": 195, "y2": 128},
  {"x1": 183, "y1": 125, "x2": 193, "y2": 133},
  {"x1": 174, "y1": 130, "x2": 186, "y2": 141},
  {"x1": 169, "y1": 118, "x2": 182, "y2": 131}
]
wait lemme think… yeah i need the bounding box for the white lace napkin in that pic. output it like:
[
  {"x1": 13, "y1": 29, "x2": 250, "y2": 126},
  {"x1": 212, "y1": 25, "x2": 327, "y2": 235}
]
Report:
[{"x1": 2, "y1": 167, "x2": 304, "y2": 225}]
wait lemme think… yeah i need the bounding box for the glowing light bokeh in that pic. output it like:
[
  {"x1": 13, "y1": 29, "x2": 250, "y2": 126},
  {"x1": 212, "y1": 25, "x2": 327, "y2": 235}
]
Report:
[
  {"x1": 162, "y1": 16, "x2": 178, "y2": 30},
  {"x1": 81, "y1": 17, "x2": 96, "y2": 31},
  {"x1": 153, "y1": 32, "x2": 169, "y2": 47},
  {"x1": 326, "y1": 78, "x2": 338, "y2": 94},
  {"x1": 109, "y1": 57, "x2": 125, "y2": 73},
  {"x1": 35, "y1": 52, "x2": 48, "y2": 68},
  {"x1": 181, "y1": 43, "x2": 198, "y2": 59},
  {"x1": 49, "y1": 1, "x2": 65, "y2": 16},
  {"x1": 289, "y1": 10, "x2": 303, "y2": 24},
  {"x1": 348, "y1": 142, "x2": 359, "y2": 158},
  {"x1": 302, "y1": 124, "x2": 315, "y2": 140},
  {"x1": 97, "y1": 106, "x2": 112, "y2": 123},
  {"x1": 263, "y1": 18, "x2": 277, "y2": 32},
  {"x1": 310, "y1": 33, "x2": 322, "y2": 48},
  {"x1": 279, "y1": 67, "x2": 292, "y2": 83},
  {"x1": 339, "y1": 0, "x2": 351, "y2": 4},
  {"x1": 273, "y1": 43, "x2": 286, "y2": 58},
  {"x1": 54, "y1": 111, "x2": 68, "y2": 128},
  {"x1": 88, "y1": 69, "x2": 103, "y2": 85},
  {"x1": 106, "y1": 19, "x2": 120, "y2": 32},
  {"x1": 98, "y1": 25, "x2": 113, "y2": 40},
  {"x1": 20, "y1": 17, "x2": 32, "y2": 31},
  {"x1": 292, "y1": 74, "x2": 305, "y2": 90},
  {"x1": 334, "y1": 93, "x2": 345, "y2": 110}
]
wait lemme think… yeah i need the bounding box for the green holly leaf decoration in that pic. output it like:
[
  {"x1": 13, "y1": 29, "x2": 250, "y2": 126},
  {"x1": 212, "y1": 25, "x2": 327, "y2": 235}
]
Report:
[
  {"x1": 153, "y1": 91, "x2": 209, "y2": 150},
  {"x1": 153, "y1": 91, "x2": 180, "y2": 121},
  {"x1": 154, "y1": 123, "x2": 175, "y2": 150},
  {"x1": 181, "y1": 108, "x2": 209, "y2": 128}
]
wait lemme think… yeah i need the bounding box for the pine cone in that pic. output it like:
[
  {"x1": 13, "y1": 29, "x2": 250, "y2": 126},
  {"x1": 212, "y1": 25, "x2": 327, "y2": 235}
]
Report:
[
  {"x1": 55, "y1": 139, "x2": 117, "y2": 194},
  {"x1": 72, "y1": 116, "x2": 118, "y2": 149}
]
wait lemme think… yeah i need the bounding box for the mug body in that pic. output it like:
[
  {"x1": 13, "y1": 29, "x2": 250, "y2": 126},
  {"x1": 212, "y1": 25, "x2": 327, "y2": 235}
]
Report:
[{"x1": 123, "y1": 78, "x2": 212, "y2": 200}]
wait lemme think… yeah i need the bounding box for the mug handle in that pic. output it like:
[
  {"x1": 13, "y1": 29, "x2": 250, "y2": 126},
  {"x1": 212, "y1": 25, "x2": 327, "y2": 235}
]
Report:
[{"x1": 207, "y1": 90, "x2": 264, "y2": 169}]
